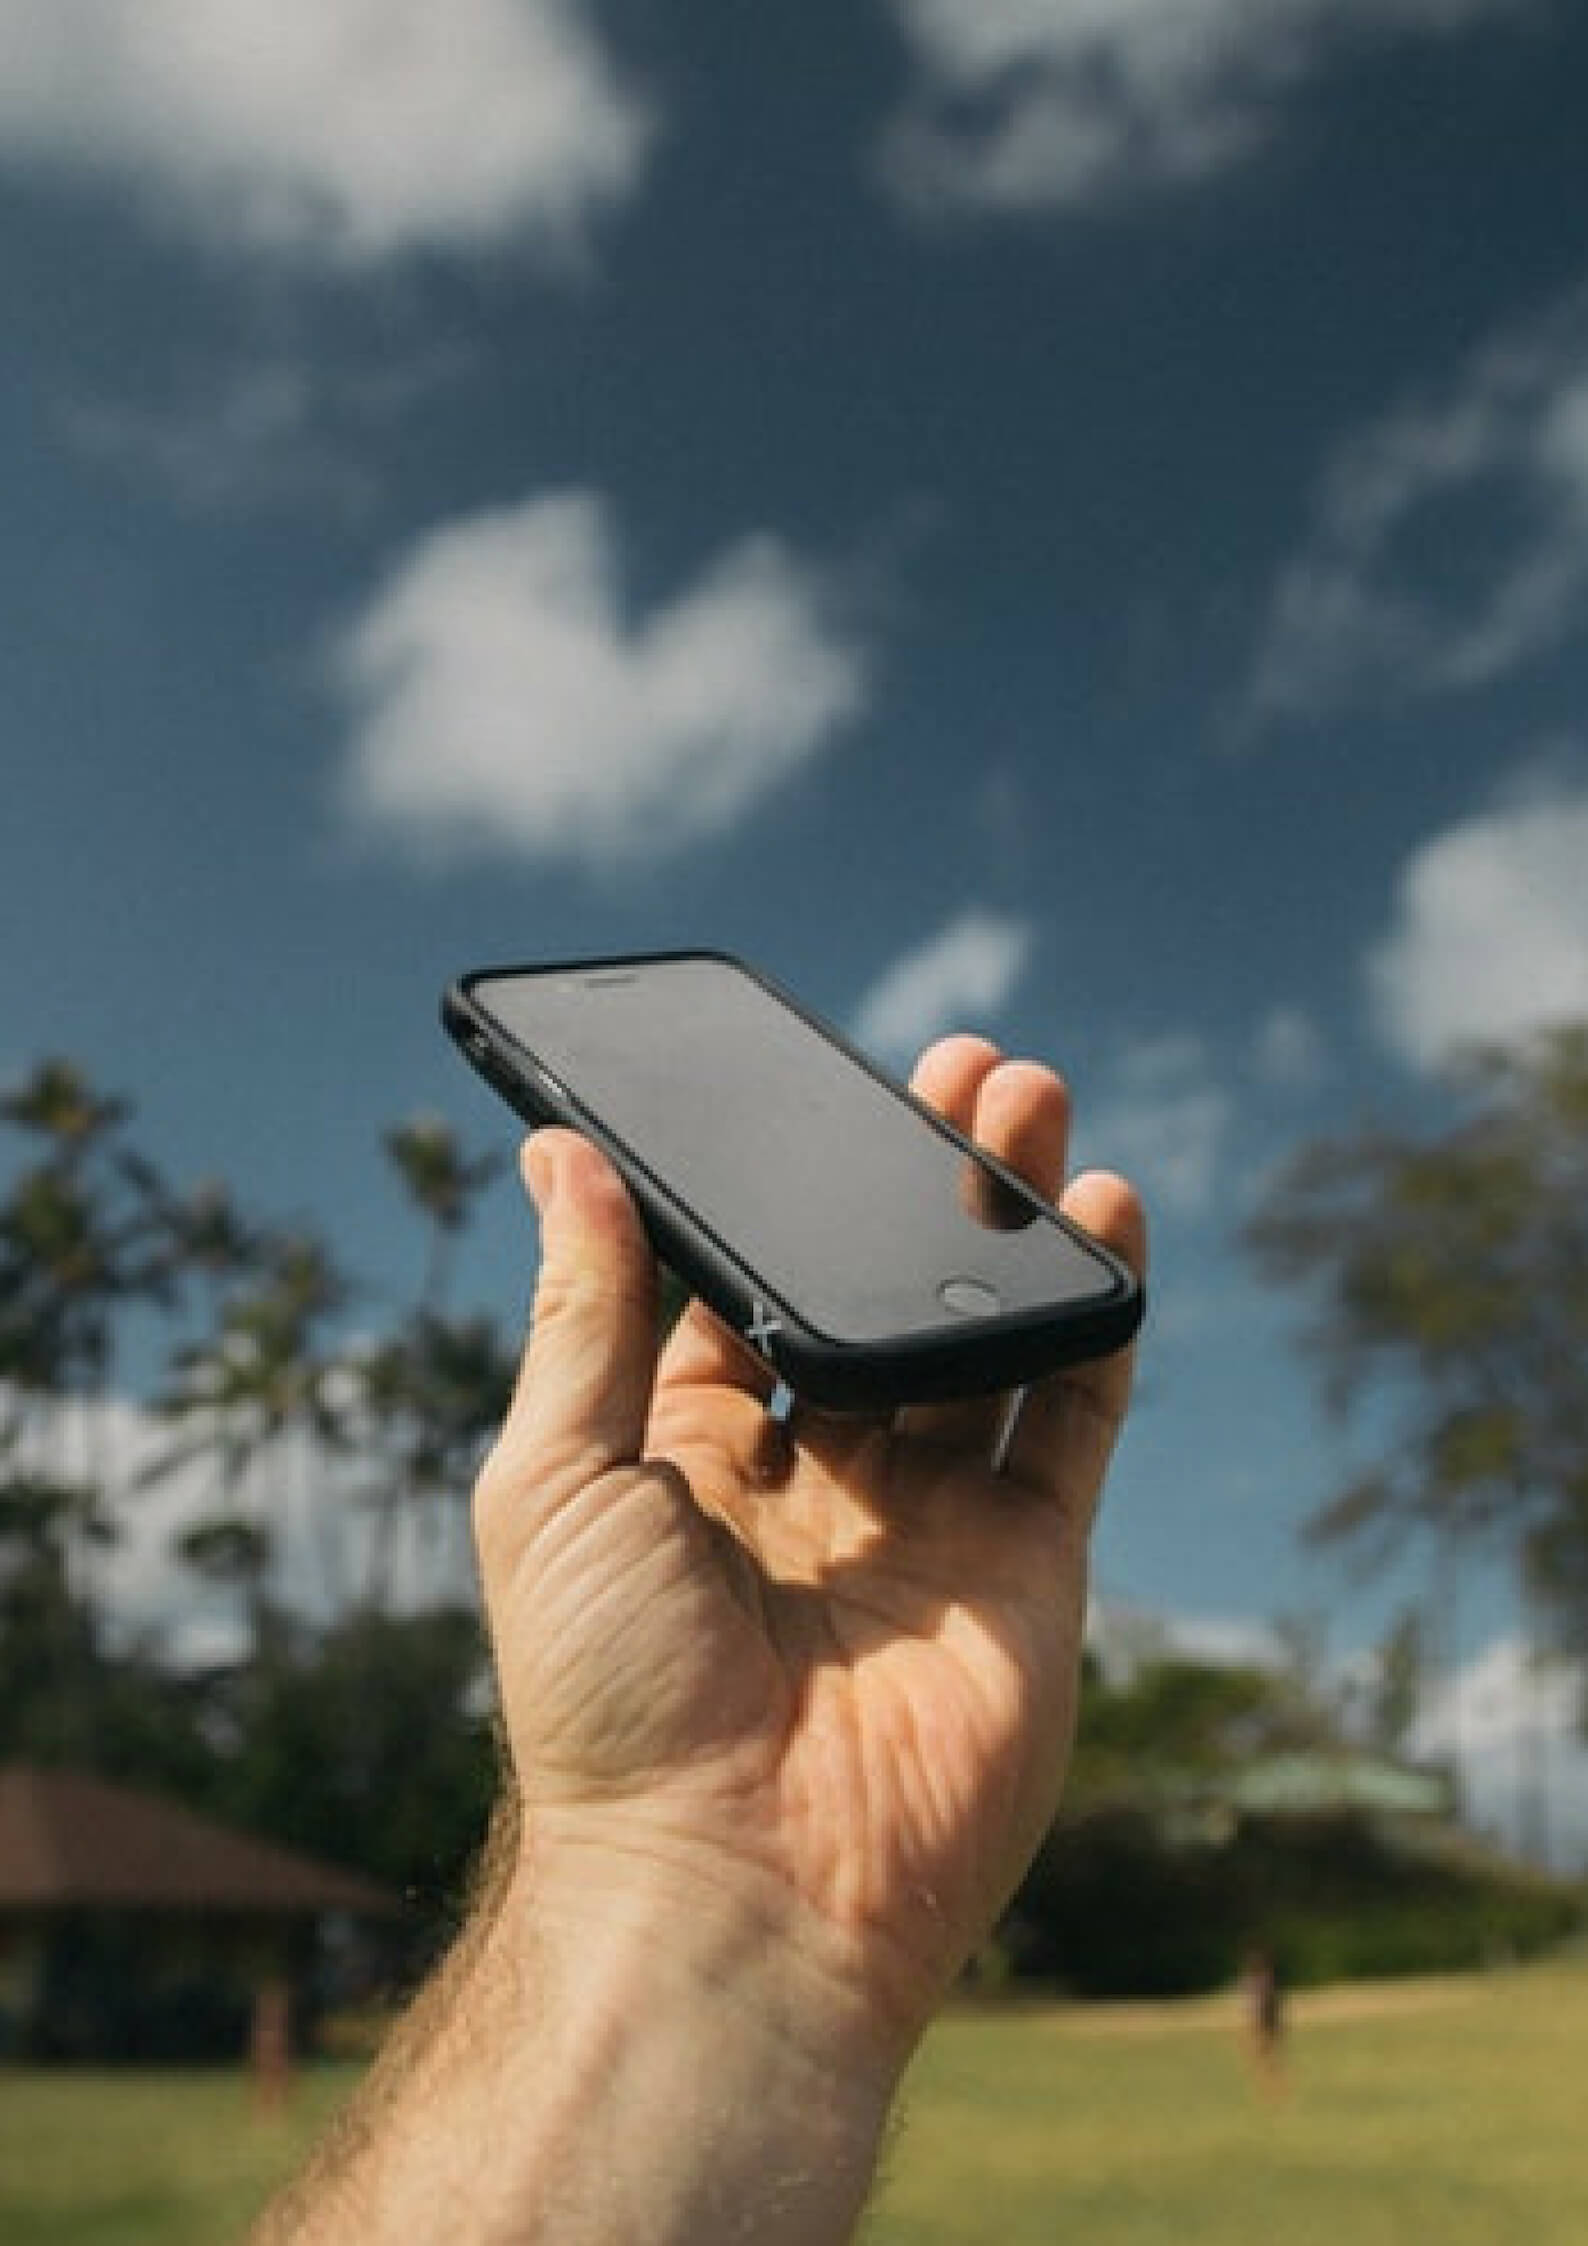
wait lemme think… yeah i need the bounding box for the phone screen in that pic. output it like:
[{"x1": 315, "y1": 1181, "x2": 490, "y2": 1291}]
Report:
[{"x1": 467, "y1": 956, "x2": 1120, "y2": 1346}]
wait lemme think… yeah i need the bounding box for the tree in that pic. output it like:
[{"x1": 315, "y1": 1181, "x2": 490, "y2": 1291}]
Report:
[
  {"x1": 999, "y1": 1646, "x2": 1503, "y2": 1997},
  {"x1": 352, "y1": 1312, "x2": 515, "y2": 1611},
  {"x1": 1246, "y1": 1023, "x2": 1588, "y2": 1694},
  {"x1": 1066, "y1": 1650, "x2": 1341, "y2": 1814},
  {"x1": 0, "y1": 1474, "x2": 106, "y2": 1763},
  {"x1": 148, "y1": 1229, "x2": 353, "y2": 1645},
  {"x1": 1, "y1": 1060, "x2": 172, "y2": 1469},
  {"x1": 382, "y1": 1117, "x2": 503, "y2": 1315},
  {"x1": 0, "y1": 1062, "x2": 176, "y2": 1757},
  {"x1": 210, "y1": 1605, "x2": 497, "y2": 1935},
  {"x1": 1, "y1": 1056, "x2": 512, "y2": 1955},
  {"x1": 359, "y1": 1120, "x2": 509, "y2": 1609},
  {"x1": 126, "y1": 1168, "x2": 262, "y2": 1330},
  {"x1": 1368, "y1": 1605, "x2": 1428, "y2": 1756},
  {"x1": 0, "y1": 1057, "x2": 130, "y2": 1149}
]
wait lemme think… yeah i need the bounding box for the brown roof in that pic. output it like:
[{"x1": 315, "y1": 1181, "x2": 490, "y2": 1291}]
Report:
[{"x1": 0, "y1": 1766, "x2": 396, "y2": 1917}]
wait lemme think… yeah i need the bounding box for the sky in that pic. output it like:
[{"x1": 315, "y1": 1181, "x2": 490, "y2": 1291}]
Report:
[{"x1": 4, "y1": 2, "x2": 1588, "y2": 1847}]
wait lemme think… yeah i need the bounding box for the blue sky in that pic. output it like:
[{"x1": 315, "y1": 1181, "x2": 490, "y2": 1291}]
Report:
[{"x1": 5, "y1": 2, "x2": 1588, "y2": 1749}]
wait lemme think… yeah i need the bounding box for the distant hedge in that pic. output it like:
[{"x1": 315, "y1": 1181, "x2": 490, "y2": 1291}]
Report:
[
  {"x1": 1230, "y1": 1811, "x2": 1583, "y2": 1986},
  {"x1": 1262, "y1": 1891, "x2": 1582, "y2": 1986},
  {"x1": 994, "y1": 1805, "x2": 1584, "y2": 1998},
  {"x1": 998, "y1": 1808, "x2": 1239, "y2": 1998}
]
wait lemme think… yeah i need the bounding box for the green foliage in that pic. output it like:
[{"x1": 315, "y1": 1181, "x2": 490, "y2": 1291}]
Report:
[
  {"x1": 1003, "y1": 1807, "x2": 1242, "y2": 1996},
  {"x1": 1070, "y1": 1656, "x2": 1330, "y2": 1803},
  {"x1": 1000, "y1": 1797, "x2": 1583, "y2": 1999},
  {"x1": 383, "y1": 1116, "x2": 504, "y2": 1310},
  {"x1": 1, "y1": 1054, "x2": 510, "y2": 1970},
  {"x1": 1221, "y1": 1812, "x2": 1581, "y2": 1985},
  {"x1": 998, "y1": 1653, "x2": 1582, "y2": 1999},
  {"x1": 1366, "y1": 1604, "x2": 1426, "y2": 1752},
  {"x1": 352, "y1": 1309, "x2": 515, "y2": 1612},
  {"x1": 203, "y1": 1607, "x2": 497, "y2": 1929},
  {"x1": 1263, "y1": 1889, "x2": 1581, "y2": 1985},
  {"x1": 0, "y1": 1060, "x2": 175, "y2": 1401},
  {"x1": 1247, "y1": 1023, "x2": 1588, "y2": 1661}
]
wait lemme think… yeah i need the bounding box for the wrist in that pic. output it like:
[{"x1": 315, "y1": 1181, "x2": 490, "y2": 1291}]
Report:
[
  {"x1": 276, "y1": 1826, "x2": 900, "y2": 2246},
  {"x1": 494, "y1": 1828, "x2": 903, "y2": 2245},
  {"x1": 515, "y1": 1790, "x2": 946, "y2": 2079}
]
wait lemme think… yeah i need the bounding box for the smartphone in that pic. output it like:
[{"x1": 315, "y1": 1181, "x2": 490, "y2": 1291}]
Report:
[{"x1": 443, "y1": 951, "x2": 1141, "y2": 1411}]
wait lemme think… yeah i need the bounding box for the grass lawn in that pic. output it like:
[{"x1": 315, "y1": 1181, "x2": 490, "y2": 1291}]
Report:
[
  {"x1": 872, "y1": 1960, "x2": 1588, "y2": 2246},
  {"x1": 2, "y1": 1961, "x2": 1586, "y2": 2244},
  {"x1": 0, "y1": 2064, "x2": 355, "y2": 2246}
]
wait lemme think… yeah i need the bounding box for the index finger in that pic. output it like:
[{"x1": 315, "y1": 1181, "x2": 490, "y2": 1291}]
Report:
[{"x1": 473, "y1": 1131, "x2": 660, "y2": 1573}]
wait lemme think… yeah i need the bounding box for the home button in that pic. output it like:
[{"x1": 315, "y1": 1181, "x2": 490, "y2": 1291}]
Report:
[{"x1": 938, "y1": 1276, "x2": 1002, "y2": 1319}]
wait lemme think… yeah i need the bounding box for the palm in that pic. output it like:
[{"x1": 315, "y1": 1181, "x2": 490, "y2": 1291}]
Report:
[{"x1": 493, "y1": 1314, "x2": 1107, "y2": 2031}]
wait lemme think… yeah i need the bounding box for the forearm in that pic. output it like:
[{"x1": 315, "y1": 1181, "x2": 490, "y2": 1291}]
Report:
[{"x1": 250, "y1": 1807, "x2": 900, "y2": 2246}]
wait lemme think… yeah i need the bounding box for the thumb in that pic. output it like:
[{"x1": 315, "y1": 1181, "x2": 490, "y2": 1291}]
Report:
[{"x1": 478, "y1": 1131, "x2": 659, "y2": 1542}]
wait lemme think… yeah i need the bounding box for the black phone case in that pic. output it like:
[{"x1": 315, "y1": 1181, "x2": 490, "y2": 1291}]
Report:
[{"x1": 442, "y1": 951, "x2": 1143, "y2": 1412}]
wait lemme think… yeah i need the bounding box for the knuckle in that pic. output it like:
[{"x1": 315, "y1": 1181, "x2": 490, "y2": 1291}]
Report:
[{"x1": 532, "y1": 1257, "x2": 653, "y2": 1332}]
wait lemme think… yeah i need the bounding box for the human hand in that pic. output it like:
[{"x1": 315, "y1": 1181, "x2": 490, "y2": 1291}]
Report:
[{"x1": 473, "y1": 1034, "x2": 1145, "y2": 2077}]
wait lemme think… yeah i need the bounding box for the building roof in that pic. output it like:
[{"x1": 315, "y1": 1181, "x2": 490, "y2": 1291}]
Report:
[
  {"x1": 1219, "y1": 1751, "x2": 1454, "y2": 1819},
  {"x1": 0, "y1": 1766, "x2": 396, "y2": 1916}
]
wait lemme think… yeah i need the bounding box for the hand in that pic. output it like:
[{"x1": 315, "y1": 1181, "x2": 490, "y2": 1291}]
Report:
[
  {"x1": 254, "y1": 1038, "x2": 1144, "y2": 2246},
  {"x1": 474, "y1": 1035, "x2": 1146, "y2": 2072}
]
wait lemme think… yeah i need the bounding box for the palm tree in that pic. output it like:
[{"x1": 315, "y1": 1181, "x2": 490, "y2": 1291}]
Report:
[
  {"x1": 0, "y1": 1058, "x2": 130, "y2": 1149},
  {"x1": 383, "y1": 1117, "x2": 503, "y2": 1313},
  {"x1": 0, "y1": 1060, "x2": 179, "y2": 1760},
  {"x1": 359, "y1": 1119, "x2": 507, "y2": 1610},
  {"x1": 0, "y1": 1061, "x2": 172, "y2": 1616},
  {"x1": 0, "y1": 1471, "x2": 109, "y2": 1763},
  {"x1": 354, "y1": 1311, "x2": 515, "y2": 1611},
  {"x1": 125, "y1": 1165, "x2": 261, "y2": 1317},
  {"x1": 149, "y1": 1228, "x2": 352, "y2": 1649}
]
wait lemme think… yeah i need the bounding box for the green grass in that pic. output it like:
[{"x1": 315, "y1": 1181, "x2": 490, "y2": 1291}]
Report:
[
  {"x1": 871, "y1": 1962, "x2": 1588, "y2": 2246},
  {"x1": 0, "y1": 2065, "x2": 354, "y2": 2246},
  {"x1": 3, "y1": 1963, "x2": 1587, "y2": 2244}
]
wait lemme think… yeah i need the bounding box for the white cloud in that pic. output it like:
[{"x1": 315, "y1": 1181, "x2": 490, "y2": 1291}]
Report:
[
  {"x1": 851, "y1": 911, "x2": 1034, "y2": 1064},
  {"x1": 877, "y1": 0, "x2": 1531, "y2": 217},
  {"x1": 1089, "y1": 1596, "x2": 1288, "y2": 1685},
  {"x1": 67, "y1": 365, "x2": 335, "y2": 509},
  {"x1": 0, "y1": 0, "x2": 653, "y2": 264},
  {"x1": 1412, "y1": 1634, "x2": 1588, "y2": 1872},
  {"x1": 6, "y1": 1395, "x2": 258, "y2": 1661},
  {"x1": 1251, "y1": 1003, "x2": 1330, "y2": 1093},
  {"x1": 334, "y1": 490, "x2": 870, "y2": 867},
  {"x1": 1245, "y1": 286, "x2": 1588, "y2": 724},
  {"x1": 1082, "y1": 1031, "x2": 1232, "y2": 1218},
  {"x1": 62, "y1": 344, "x2": 475, "y2": 515},
  {"x1": 1369, "y1": 771, "x2": 1588, "y2": 1071},
  {"x1": 9, "y1": 1390, "x2": 474, "y2": 1658}
]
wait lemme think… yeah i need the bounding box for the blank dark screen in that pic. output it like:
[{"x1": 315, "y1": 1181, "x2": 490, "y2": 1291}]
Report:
[{"x1": 475, "y1": 958, "x2": 1112, "y2": 1344}]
